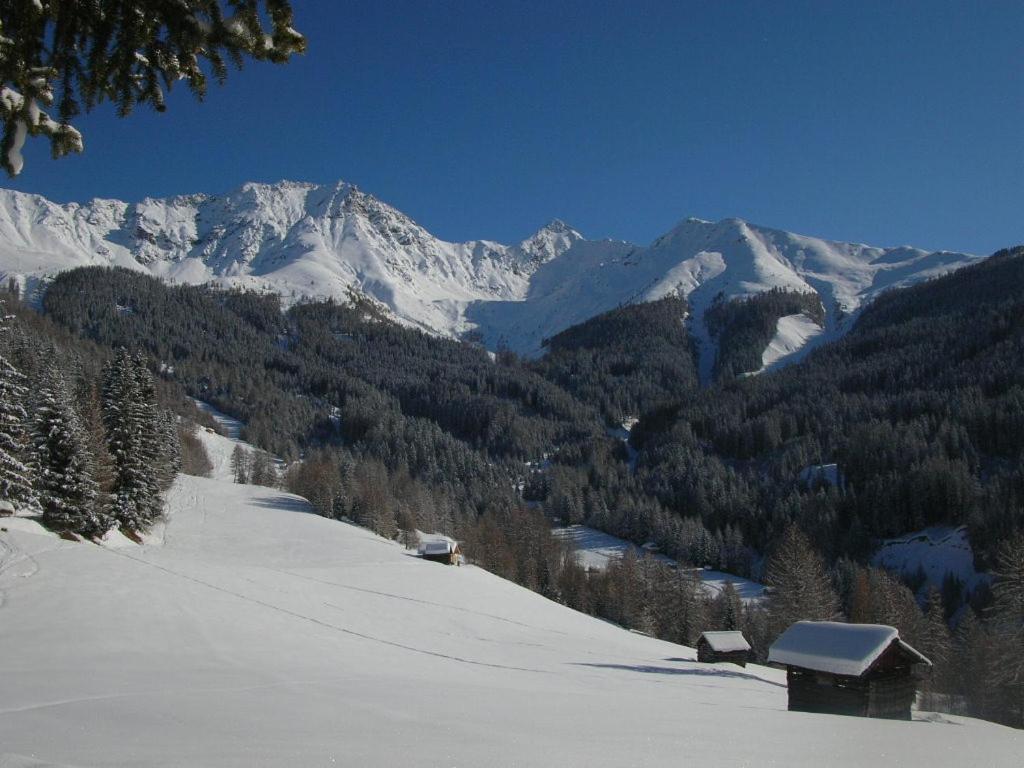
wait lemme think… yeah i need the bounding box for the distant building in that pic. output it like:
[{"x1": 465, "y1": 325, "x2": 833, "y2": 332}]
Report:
[
  {"x1": 697, "y1": 631, "x2": 751, "y2": 666},
  {"x1": 768, "y1": 621, "x2": 930, "y2": 720},
  {"x1": 418, "y1": 536, "x2": 463, "y2": 566},
  {"x1": 798, "y1": 463, "x2": 842, "y2": 489}
]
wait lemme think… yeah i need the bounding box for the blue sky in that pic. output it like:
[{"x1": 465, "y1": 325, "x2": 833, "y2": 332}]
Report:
[{"x1": 6, "y1": 1, "x2": 1022, "y2": 253}]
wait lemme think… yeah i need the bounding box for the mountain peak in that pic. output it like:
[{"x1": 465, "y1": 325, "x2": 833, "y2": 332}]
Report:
[
  {"x1": 515, "y1": 218, "x2": 583, "y2": 265},
  {"x1": 538, "y1": 218, "x2": 576, "y2": 235}
]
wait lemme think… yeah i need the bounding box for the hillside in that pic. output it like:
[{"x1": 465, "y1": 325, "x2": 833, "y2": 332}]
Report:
[
  {"x1": 0, "y1": 182, "x2": 980, "y2": 366},
  {"x1": 633, "y1": 246, "x2": 1024, "y2": 566},
  {"x1": 1, "y1": 466, "x2": 1020, "y2": 766}
]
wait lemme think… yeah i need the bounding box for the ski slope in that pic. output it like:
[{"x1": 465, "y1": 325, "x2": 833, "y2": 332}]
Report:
[{"x1": 0, "y1": 478, "x2": 1020, "y2": 766}]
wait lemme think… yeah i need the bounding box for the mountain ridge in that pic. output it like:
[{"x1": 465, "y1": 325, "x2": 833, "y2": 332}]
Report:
[{"x1": 0, "y1": 180, "x2": 983, "y2": 364}]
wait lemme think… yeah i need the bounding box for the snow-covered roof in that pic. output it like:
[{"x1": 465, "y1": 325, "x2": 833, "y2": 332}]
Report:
[
  {"x1": 768, "y1": 621, "x2": 930, "y2": 677},
  {"x1": 418, "y1": 536, "x2": 458, "y2": 556},
  {"x1": 699, "y1": 631, "x2": 751, "y2": 653}
]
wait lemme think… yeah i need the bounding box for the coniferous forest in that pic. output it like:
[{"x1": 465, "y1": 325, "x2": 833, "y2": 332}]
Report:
[{"x1": 1, "y1": 245, "x2": 1020, "y2": 728}]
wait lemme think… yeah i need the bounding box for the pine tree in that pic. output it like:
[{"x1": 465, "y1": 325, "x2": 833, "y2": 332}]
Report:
[
  {"x1": 988, "y1": 533, "x2": 1024, "y2": 726},
  {"x1": 102, "y1": 349, "x2": 161, "y2": 530},
  {"x1": 952, "y1": 608, "x2": 994, "y2": 719},
  {"x1": 155, "y1": 409, "x2": 182, "y2": 489},
  {"x1": 919, "y1": 586, "x2": 952, "y2": 711},
  {"x1": 249, "y1": 450, "x2": 277, "y2": 487},
  {"x1": 712, "y1": 581, "x2": 744, "y2": 631},
  {"x1": 765, "y1": 524, "x2": 839, "y2": 640},
  {"x1": 32, "y1": 363, "x2": 108, "y2": 536},
  {"x1": 0, "y1": 304, "x2": 36, "y2": 513},
  {"x1": 230, "y1": 444, "x2": 250, "y2": 484},
  {"x1": 0, "y1": 1, "x2": 306, "y2": 175}
]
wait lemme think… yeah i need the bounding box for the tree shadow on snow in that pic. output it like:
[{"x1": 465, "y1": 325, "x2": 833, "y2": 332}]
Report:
[
  {"x1": 246, "y1": 495, "x2": 316, "y2": 514},
  {"x1": 571, "y1": 662, "x2": 786, "y2": 688}
]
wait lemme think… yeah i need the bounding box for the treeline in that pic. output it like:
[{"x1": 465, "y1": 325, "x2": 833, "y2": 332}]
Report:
[{"x1": 0, "y1": 292, "x2": 198, "y2": 537}]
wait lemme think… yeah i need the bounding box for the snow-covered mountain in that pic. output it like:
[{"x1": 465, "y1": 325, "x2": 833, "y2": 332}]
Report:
[{"x1": 0, "y1": 181, "x2": 982, "y2": 366}]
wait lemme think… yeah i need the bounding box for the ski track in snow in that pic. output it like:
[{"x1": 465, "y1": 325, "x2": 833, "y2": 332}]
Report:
[
  {"x1": 0, "y1": 530, "x2": 41, "y2": 611},
  {"x1": 269, "y1": 567, "x2": 573, "y2": 637},
  {"x1": 97, "y1": 546, "x2": 552, "y2": 678}
]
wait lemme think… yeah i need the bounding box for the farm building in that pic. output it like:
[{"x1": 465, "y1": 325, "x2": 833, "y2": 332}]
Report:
[
  {"x1": 418, "y1": 536, "x2": 463, "y2": 566},
  {"x1": 768, "y1": 621, "x2": 931, "y2": 720},
  {"x1": 697, "y1": 631, "x2": 751, "y2": 666}
]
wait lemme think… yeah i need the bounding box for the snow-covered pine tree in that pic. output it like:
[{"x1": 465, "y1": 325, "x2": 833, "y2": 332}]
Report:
[
  {"x1": 32, "y1": 362, "x2": 108, "y2": 537},
  {"x1": 102, "y1": 349, "x2": 162, "y2": 531},
  {"x1": 130, "y1": 352, "x2": 166, "y2": 519},
  {"x1": 0, "y1": 302, "x2": 37, "y2": 514},
  {"x1": 1, "y1": 1, "x2": 306, "y2": 175},
  {"x1": 155, "y1": 409, "x2": 182, "y2": 489}
]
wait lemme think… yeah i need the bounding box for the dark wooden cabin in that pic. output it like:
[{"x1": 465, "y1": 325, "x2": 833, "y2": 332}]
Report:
[
  {"x1": 697, "y1": 631, "x2": 751, "y2": 667},
  {"x1": 418, "y1": 537, "x2": 463, "y2": 566},
  {"x1": 768, "y1": 621, "x2": 931, "y2": 720}
]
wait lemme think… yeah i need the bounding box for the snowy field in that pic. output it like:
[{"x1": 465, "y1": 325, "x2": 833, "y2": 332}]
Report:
[
  {"x1": 872, "y1": 526, "x2": 988, "y2": 593},
  {"x1": 753, "y1": 313, "x2": 826, "y2": 375},
  {"x1": 0, "y1": 479, "x2": 1020, "y2": 764},
  {"x1": 553, "y1": 524, "x2": 765, "y2": 603}
]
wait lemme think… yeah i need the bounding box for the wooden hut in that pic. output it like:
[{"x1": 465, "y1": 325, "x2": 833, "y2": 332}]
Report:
[
  {"x1": 418, "y1": 537, "x2": 463, "y2": 566},
  {"x1": 697, "y1": 631, "x2": 751, "y2": 666},
  {"x1": 768, "y1": 621, "x2": 930, "y2": 720}
]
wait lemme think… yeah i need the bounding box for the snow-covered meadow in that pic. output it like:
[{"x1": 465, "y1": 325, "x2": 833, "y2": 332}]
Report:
[{"x1": 0, "y1": 446, "x2": 1019, "y2": 765}]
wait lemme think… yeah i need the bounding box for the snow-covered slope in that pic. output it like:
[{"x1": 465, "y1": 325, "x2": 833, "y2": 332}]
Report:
[
  {"x1": 751, "y1": 313, "x2": 826, "y2": 375},
  {"x1": 468, "y1": 216, "x2": 982, "y2": 372},
  {"x1": 1, "y1": 478, "x2": 1020, "y2": 766},
  {"x1": 873, "y1": 526, "x2": 989, "y2": 595},
  {"x1": 0, "y1": 183, "x2": 981, "y2": 364}
]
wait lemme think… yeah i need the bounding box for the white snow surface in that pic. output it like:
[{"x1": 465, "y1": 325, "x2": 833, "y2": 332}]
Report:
[
  {"x1": 700, "y1": 630, "x2": 751, "y2": 653},
  {"x1": 0, "y1": 477, "x2": 1020, "y2": 765},
  {"x1": 768, "y1": 621, "x2": 929, "y2": 677},
  {"x1": 872, "y1": 526, "x2": 988, "y2": 593},
  {"x1": 0, "y1": 183, "x2": 981, "y2": 362},
  {"x1": 753, "y1": 312, "x2": 826, "y2": 374}
]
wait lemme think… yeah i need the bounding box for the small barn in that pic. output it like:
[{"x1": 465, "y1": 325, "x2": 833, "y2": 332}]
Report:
[
  {"x1": 768, "y1": 621, "x2": 930, "y2": 720},
  {"x1": 697, "y1": 631, "x2": 751, "y2": 666},
  {"x1": 418, "y1": 536, "x2": 462, "y2": 566}
]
